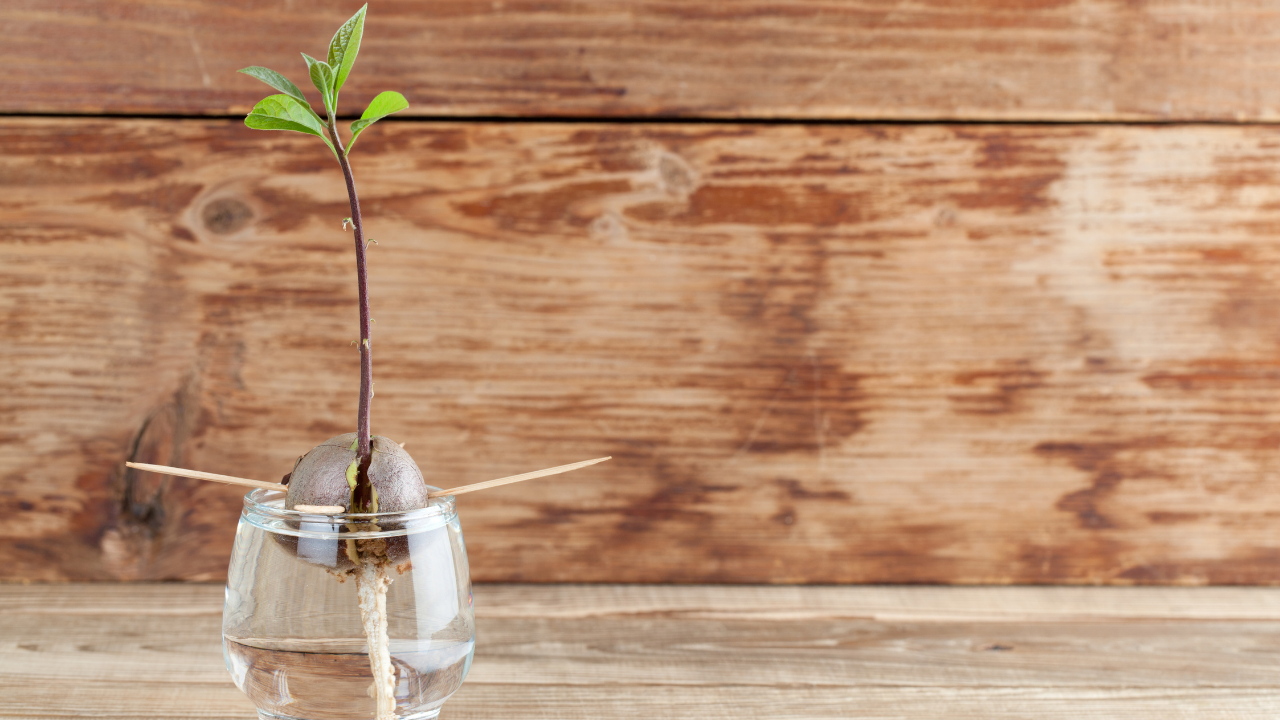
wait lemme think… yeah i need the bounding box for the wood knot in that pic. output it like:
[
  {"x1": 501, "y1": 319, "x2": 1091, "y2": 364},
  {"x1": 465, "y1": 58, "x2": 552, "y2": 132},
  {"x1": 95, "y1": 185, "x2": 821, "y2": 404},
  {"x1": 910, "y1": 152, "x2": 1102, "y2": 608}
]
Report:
[
  {"x1": 201, "y1": 198, "x2": 254, "y2": 234},
  {"x1": 657, "y1": 153, "x2": 696, "y2": 196}
]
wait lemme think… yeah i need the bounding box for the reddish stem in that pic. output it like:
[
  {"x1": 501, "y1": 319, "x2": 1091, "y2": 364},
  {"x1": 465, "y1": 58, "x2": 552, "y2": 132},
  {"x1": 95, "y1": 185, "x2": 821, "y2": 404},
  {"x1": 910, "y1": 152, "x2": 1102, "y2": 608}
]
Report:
[{"x1": 326, "y1": 120, "x2": 373, "y2": 464}]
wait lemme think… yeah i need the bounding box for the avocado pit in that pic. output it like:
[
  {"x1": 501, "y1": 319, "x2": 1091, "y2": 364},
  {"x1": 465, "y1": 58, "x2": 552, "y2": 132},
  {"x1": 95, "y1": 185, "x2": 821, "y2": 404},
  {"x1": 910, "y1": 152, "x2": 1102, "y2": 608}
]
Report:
[
  {"x1": 275, "y1": 432, "x2": 430, "y2": 573},
  {"x1": 286, "y1": 432, "x2": 430, "y2": 513}
]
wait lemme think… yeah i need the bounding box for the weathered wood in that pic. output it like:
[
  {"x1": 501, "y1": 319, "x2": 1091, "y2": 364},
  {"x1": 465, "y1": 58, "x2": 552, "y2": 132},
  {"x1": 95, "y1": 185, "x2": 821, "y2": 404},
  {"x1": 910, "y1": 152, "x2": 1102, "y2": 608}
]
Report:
[
  {"x1": 9, "y1": 118, "x2": 1280, "y2": 583},
  {"x1": 16, "y1": 582, "x2": 1280, "y2": 620},
  {"x1": 7, "y1": 584, "x2": 1280, "y2": 719},
  {"x1": 7, "y1": 1, "x2": 1280, "y2": 121}
]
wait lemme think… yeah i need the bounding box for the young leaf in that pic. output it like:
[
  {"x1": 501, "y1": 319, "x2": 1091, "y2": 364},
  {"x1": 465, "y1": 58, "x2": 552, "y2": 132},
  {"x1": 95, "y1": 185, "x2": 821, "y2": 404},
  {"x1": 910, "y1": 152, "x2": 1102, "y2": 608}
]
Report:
[
  {"x1": 238, "y1": 66, "x2": 326, "y2": 127},
  {"x1": 244, "y1": 94, "x2": 338, "y2": 158},
  {"x1": 328, "y1": 4, "x2": 367, "y2": 95},
  {"x1": 347, "y1": 91, "x2": 409, "y2": 153},
  {"x1": 302, "y1": 53, "x2": 336, "y2": 115},
  {"x1": 238, "y1": 66, "x2": 308, "y2": 105}
]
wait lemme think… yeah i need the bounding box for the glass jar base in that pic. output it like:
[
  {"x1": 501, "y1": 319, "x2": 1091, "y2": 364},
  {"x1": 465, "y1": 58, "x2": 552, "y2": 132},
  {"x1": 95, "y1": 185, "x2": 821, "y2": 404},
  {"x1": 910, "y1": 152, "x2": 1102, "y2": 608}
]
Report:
[
  {"x1": 227, "y1": 490, "x2": 472, "y2": 720},
  {"x1": 257, "y1": 710, "x2": 442, "y2": 720}
]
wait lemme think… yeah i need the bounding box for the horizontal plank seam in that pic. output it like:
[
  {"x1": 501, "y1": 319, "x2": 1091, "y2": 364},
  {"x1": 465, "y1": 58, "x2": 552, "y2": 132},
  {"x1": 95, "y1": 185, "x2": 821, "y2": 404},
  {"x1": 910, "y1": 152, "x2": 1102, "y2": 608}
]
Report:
[
  {"x1": 448, "y1": 681, "x2": 1280, "y2": 690},
  {"x1": 1, "y1": 609, "x2": 222, "y2": 616},
  {"x1": 11, "y1": 606, "x2": 1280, "y2": 622},
  {"x1": 476, "y1": 615, "x2": 1280, "y2": 623},
  {"x1": 8, "y1": 679, "x2": 1280, "y2": 691},
  {"x1": 11, "y1": 678, "x2": 1275, "y2": 691},
  {"x1": 4, "y1": 110, "x2": 1280, "y2": 128}
]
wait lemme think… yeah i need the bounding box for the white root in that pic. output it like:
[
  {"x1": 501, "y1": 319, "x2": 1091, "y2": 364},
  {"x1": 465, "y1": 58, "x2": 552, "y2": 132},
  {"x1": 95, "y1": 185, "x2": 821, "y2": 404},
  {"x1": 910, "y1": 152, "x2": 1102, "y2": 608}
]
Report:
[{"x1": 356, "y1": 560, "x2": 396, "y2": 720}]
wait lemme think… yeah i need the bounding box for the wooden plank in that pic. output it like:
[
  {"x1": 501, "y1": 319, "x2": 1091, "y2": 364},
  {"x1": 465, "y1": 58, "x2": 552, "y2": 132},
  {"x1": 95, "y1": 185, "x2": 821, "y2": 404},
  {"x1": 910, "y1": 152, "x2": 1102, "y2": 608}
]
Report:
[
  {"x1": 11, "y1": 118, "x2": 1280, "y2": 584},
  {"x1": 8, "y1": 586, "x2": 1280, "y2": 688},
  {"x1": 17, "y1": 581, "x2": 1280, "y2": 622},
  {"x1": 8, "y1": 682, "x2": 1280, "y2": 720},
  {"x1": 16, "y1": 582, "x2": 1280, "y2": 621},
  {"x1": 8, "y1": 1, "x2": 1280, "y2": 121},
  {"x1": 6, "y1": 584, "x2": 1280, "y2": 719}
]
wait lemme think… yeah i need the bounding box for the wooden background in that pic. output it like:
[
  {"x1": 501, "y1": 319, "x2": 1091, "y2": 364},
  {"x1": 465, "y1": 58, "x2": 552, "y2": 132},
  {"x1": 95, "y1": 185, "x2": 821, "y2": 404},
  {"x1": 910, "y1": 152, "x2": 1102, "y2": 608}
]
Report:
[{"x1": 6, "y1": 1, "x2": 1280, "y2": 584}]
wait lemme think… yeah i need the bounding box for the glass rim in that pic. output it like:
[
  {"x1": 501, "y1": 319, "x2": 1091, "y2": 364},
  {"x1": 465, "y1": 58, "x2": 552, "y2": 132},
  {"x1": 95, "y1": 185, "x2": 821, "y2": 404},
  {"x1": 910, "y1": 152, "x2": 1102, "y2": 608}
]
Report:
[{"x1": 242, "y1": 487, "x2": 455, "y2": 522}]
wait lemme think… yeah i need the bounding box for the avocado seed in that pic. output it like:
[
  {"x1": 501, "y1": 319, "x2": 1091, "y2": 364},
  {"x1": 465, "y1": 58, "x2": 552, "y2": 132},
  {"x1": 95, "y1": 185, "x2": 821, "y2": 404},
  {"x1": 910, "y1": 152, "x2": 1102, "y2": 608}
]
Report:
[
  {"x1": 286, "y1": 432, "x2": 429, "y2": 513},
  {"x1": 277, "y1": 433, "x2": 431, "y2": 572}
]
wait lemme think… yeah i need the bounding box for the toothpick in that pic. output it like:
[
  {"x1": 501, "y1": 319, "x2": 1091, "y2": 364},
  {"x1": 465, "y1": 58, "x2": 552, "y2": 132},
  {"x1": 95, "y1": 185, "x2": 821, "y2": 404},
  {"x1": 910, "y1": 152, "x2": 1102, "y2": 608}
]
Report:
[
  {"x1": 295, "y1": 504, "x2": 346, "y2": 514},
  {"x1": 123, "y1": 456, "x2": 612, "y2": 500},
  {"x1": 124, "y1": 462, "x2": 282, "y2": 491},
  {"x1": 427, "y1": 456, "x2": 611, "y2": 498}
]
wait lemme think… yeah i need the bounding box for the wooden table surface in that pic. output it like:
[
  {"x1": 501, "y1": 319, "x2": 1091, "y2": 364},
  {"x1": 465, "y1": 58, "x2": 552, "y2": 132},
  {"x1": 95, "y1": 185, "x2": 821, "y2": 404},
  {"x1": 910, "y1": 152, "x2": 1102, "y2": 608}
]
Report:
[{"x1": 5, "y1": 584, "x2": 1280, "y2": 719}]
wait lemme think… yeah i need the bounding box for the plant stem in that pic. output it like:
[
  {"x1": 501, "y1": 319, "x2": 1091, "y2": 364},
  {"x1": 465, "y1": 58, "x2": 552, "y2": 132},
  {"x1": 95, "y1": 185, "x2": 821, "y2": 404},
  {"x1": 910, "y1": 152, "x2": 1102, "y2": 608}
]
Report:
[
  {"x1": 330, "y1": 112, "x2": 392, "y2": 718},
  {"x1": 326, "y1": 116, "x2": 373, "y2": 463}
]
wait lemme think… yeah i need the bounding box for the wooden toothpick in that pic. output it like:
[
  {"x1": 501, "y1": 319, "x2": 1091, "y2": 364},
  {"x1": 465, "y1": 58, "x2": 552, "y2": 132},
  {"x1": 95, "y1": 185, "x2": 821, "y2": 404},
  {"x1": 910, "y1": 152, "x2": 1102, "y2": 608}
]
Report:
[
  {"x1": 123, "y1": 456, "x2": 612, "y2": 501},
  {"x1": 427, "y1": 456, "x2": 611, "y2": 498},
  {"x1": 124, "y1": 462, "x2": 282, "y2": 491},
  {"x1": 294, "y1": 504, "x2": 346, "y2": 514}
]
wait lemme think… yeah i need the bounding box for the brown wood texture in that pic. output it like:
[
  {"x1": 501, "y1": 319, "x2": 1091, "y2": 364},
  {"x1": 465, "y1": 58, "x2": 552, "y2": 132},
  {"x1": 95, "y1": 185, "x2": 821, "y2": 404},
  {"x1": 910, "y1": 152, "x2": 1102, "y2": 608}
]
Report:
[
  {"x1": 8, "y1": 0, "x2": 1280, "y2": 121},
  {"x1": 7, "y1": 583, "x2": 1280, "y2": 719},
  {"x1": 9, "y1": 118, "x2": 1280, "y2": 584}
]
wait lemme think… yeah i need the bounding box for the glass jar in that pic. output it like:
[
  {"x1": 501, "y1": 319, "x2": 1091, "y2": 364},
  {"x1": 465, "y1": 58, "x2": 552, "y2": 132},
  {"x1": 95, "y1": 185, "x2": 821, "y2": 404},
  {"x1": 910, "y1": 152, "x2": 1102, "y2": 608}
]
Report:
[{"x1": 223, "y1": 488, "x2": 475, "y2": 720}]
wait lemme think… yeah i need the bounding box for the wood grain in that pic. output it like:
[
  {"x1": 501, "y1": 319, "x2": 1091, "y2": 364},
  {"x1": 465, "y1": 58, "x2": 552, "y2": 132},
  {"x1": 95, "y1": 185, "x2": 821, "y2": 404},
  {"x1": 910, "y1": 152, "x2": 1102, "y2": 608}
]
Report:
[
  {"x1": 10, "y1": 118, "x2": 1280, "y2": 583},
  {"x1": 7, "y1": 583, "x2": 1280, "y2": 718},
  {"x1": 8, "y1": 1, "x2": 1280, "y2": 121}
]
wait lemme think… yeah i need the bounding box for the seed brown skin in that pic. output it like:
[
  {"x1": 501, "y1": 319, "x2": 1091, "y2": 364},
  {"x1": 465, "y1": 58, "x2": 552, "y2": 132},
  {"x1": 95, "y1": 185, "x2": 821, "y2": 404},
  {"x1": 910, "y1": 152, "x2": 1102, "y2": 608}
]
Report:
[
  {"x1": 277, "y1": 433, "x2": 430, "y2": 571},
  {"x1": 285, "y1": 433, "x2": 430, "y2": 513}
]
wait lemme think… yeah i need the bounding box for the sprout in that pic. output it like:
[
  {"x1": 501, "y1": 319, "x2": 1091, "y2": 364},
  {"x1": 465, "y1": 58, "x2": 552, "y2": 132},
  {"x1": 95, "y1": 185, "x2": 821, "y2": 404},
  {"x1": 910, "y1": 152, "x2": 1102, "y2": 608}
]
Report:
[{"x1": 238, "y1": 8, "x2": 414, "y2": 717}]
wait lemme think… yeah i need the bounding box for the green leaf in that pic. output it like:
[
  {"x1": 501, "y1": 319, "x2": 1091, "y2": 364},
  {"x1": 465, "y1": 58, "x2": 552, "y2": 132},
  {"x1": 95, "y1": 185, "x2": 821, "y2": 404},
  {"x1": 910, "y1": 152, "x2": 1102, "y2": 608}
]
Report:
[
  {"x1": 301, "y1": 53, "x2": 335, "y2": 115},
  {"x1": 328, "y1": 4, "x2": 367, "y2": 95},
  {"x1": 244, "y1": 94, "x2": 338, "y2": 159},
  {"x1": 238, "y1": 66, "x2": 308, "y2": 105},
  {"x1": 347, "y1": 91, "x2": 409, "y2": 153},
  {"x1": 238, "y1": 66, "x2": 325, "y2": 126},
  {"x1": 245, "y1": 94, "x2": 326, "y2": 135}
]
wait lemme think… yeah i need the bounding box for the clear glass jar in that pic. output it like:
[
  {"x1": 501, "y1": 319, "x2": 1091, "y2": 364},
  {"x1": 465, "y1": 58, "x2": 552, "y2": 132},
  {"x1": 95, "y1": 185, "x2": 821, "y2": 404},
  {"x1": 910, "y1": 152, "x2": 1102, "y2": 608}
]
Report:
[{"x1": 223, "y1": 489, "x2": 475, "y2": 720}]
